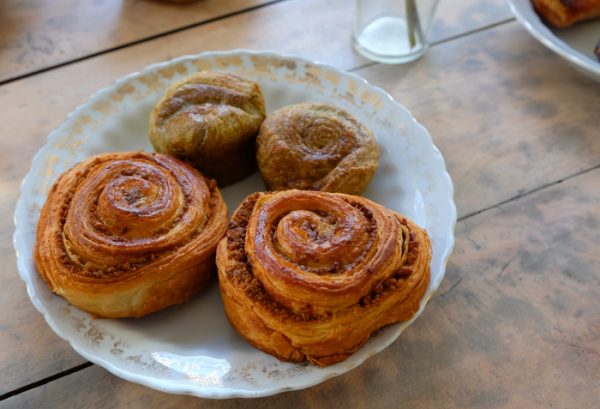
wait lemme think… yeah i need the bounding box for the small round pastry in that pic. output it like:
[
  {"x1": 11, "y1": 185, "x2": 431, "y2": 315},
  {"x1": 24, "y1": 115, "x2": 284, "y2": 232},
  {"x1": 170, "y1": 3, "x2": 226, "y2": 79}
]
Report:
[
  {"x1": 256, "y1": 103, "x2": 380, "y2": 195},
  {"x1": 216, "y1": 189, "x2": 431, "y2": 366},
  {"x1": 34, "y1": 152, "x2": 228, "y2": 318},
  {"x1": 149, "y1": 72, "x2": 266, "y2": 186}
]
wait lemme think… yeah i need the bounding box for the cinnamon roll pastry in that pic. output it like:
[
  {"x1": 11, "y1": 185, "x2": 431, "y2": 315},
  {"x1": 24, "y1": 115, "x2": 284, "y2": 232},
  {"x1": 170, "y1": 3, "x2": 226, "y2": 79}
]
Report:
[
  {"x1": 531, "y1": 0, "x2": 600, "y2": 28},
  {"x1": 34, "y1": 152, "x2": 228, "y2": 318},
  {"x1": 149, "y1": 72, "x2": 266, "y2": 186},
  {"x1": 256, "y1": 103, "x2": 380, "y2": 195},
  {"x1": 217, "y1": 190, "x2": 431, "y2": 366}
]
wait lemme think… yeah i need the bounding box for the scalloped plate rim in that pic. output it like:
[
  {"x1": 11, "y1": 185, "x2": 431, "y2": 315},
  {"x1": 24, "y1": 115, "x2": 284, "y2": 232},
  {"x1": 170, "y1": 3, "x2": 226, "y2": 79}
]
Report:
[{"x1": 13, "y1": 49, "x2": 456, "y2": 399}]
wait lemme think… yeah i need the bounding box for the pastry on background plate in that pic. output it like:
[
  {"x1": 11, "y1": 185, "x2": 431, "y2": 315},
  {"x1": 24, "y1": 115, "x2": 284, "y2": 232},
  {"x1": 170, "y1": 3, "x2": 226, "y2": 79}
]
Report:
[
  {"x1": 149, "y1": 72, "x2": 266, "y2": 187},
  {"x1": 531, "y1": 0, "x2": 600, "y2": 28},
  {"x1": 34, "y1": 152, "x2": 228, "y2": 318},
  {"x1": 217, "y1": 189, "x2": 431, "y2": 366},
  {"x1": 256, "y1": 103, "x2": 380, "y2": 195}
]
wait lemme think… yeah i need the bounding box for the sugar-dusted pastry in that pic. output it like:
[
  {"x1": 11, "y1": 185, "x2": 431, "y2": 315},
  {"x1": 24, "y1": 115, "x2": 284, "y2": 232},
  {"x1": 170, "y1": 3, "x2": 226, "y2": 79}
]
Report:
[
  {"x1": 531, "y1": 0, "x2": 600, "y2": 28},
  {"x1": 217, "y1": 189, "x2": 431, "y2": 366},
  {"x1": 256, "y1": 103, "x2": 380, "y2": 195},
  {"x1": 149, "y1": 72, "x2": 266, "y2": 186},
  {"x1": 34, "y1": 152, "x2": 228, "y2": 318}
]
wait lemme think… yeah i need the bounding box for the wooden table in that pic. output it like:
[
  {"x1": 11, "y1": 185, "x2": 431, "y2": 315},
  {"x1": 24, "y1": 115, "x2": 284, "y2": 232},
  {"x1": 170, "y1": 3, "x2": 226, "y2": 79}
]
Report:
[{"x1": 1, "y1": 0, "x2": 598, "y2": 407}]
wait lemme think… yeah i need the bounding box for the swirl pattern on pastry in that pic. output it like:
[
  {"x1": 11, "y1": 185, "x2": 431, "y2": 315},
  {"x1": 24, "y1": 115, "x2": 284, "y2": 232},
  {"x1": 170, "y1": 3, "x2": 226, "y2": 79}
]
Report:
[
  {"x1": 256, "y1": 103, "x2": 380, "y2": 195},
  {"x1": 217, "y1": 190, "x2": 430, "y2": 366},
  {"x1": 34, "y1": 152, "x2": 228, "y2": 318},
  {"x1": 149, "y1": 71, "x2": 266, "y2": 186}
]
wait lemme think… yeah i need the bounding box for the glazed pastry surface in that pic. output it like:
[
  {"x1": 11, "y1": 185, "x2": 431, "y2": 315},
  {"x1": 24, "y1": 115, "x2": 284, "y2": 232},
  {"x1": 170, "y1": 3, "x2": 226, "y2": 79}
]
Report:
[
  {"x1": 149, "y1": 72, "x2": 266, "y2": 186},
  {"x1": 217, "y1": 190, "x2": 431, "y2": 366},
  {"x1": 34, "y1": 152, "x2": 228, "y2": 318},
  {"x1": 531, "y1": 0, "x2": 600, "y2": 27},
  {"x1": 256, "y1": 103, "x2": 380, "y2": 195}
]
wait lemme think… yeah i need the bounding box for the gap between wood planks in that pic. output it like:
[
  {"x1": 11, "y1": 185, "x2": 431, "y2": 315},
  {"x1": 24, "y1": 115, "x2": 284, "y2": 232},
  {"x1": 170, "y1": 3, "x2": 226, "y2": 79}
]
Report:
[
  {"x1": 0, "y1": 6, "x2": 588, "y2": 400},
  {"x1": 0, "y1": 11, "x2": 515, "y2": 87},
  {"x1": 0, "y1": 0, "x2": 291, "y2": 87},
  {"x1": 0, "y1": 362, "x2": 93, "y2": 401},
  {"x1": 1, "y1": 161, "x2": 597, "y2": 402},
  {"x1": 347, "y1": 17, "x2": 516, "y2": 73},
  {"x1": 457, "y1": 163, "x2": 600, "y2": 222}
]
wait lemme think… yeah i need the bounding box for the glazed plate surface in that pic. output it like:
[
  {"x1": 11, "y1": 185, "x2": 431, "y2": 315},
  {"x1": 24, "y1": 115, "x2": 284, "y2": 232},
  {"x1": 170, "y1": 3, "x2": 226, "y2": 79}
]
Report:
[{"x1": 14, "y1": 50, "x2": 456, "y2": 398}]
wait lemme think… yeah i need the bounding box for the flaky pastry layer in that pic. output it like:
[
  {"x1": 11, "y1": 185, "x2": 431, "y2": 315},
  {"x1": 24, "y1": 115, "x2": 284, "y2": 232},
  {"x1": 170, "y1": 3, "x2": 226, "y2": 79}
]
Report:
[
  {"x1": 34, "y1": 152, "x2": 228, "y2": 318},
  {"x1": 149, "y1": 71, "x2": 266, "y2": 186},
  {"x1": 217, "y1": 190, "x2": 431, "y2": 366}
]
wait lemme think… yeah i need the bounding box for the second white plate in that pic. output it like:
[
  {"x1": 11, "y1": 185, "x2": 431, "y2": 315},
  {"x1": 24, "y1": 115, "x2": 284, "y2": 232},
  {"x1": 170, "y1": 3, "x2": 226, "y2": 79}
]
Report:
[{"x1": 507, "y1": 0, "x2": 600, "y2": 81}]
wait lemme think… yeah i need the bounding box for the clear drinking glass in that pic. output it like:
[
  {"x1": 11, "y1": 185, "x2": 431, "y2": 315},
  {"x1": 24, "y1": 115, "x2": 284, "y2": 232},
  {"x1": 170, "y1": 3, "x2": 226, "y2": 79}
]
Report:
[{"x1": 353, "y1": 0, "x2": 440, "y2": 64}]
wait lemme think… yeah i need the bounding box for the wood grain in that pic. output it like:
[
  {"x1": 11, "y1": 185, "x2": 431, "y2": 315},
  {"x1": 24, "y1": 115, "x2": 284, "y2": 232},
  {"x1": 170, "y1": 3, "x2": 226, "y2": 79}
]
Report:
[
  {"x1": 356, "y1": 21, "x2": 600, "y2": 218},
  {"x1": 0, "y1": 0, "x2": 274, "y2": 82},
  {"x1": 0, "y1": 0, "x2": 515, "y2": 394},
  {"x1": 4, "y1": 167, "x2": 598, "y2": 408},
  {"x1": 0, "y1": 0, "x2": 512, "y2": 83},
  {"x1": 430, "y1": 0, "x2": 513, "y2": 42},
  {"x1": 0, "y1": 0, "x2": 589, "y2": 399}
]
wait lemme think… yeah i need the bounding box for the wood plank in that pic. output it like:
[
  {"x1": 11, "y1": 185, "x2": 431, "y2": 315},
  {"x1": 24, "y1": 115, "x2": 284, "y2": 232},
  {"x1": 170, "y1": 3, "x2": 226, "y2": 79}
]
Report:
[
  {"x1": 0, "y1": 0, "x2": 274, "y2": 82},
  {"x1": 356, "y1": 21, "x2": 600, "y2": 218},
  {"x1": 4, "y1": 167, "x2": 598, "y2": 408},
  {"x1": 0, "y1": 0, "x2": 513, "y2": 83},
  {"x1": 0, "y1": 0, "x2": 554, "y2": 396},
  {"x1": 430, "y1": 0, "x2": 513, "y2": 42}
]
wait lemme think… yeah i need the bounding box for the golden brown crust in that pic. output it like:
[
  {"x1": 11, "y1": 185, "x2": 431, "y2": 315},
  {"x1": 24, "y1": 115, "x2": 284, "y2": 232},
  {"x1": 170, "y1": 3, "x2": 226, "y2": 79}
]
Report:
[
  {"x1": 149, "y1": 72, "x2": 266, "y2": 187},
  {"x1": 216, "y1": 190, "x2": 431, "y2": 366},
  {"x1": 256, "y1": 103, "x2": 380, "y2": 195},
  {"x1": 531, "y1": 0, "x2": 600, "y2": 28},
  {"x1": 34, "y1": 152, "x2": 228, "y2": 318}
]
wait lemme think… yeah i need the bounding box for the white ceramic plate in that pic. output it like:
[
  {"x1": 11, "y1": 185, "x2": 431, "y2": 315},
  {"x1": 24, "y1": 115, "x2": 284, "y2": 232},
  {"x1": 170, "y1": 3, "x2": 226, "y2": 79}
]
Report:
[
  {"x1": 13, "y1": 50, "x2": 456, "y2": 398},
  {"x1": 507, "y1": 0, "x2": 600, "y2": 81}
]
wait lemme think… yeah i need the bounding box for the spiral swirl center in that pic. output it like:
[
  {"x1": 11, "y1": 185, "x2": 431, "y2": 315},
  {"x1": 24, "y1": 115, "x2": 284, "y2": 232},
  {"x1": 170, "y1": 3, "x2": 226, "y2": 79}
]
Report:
[
  {"x1": 105, "y1": 177, "x2": 154, "y2": 211},
  {"x1": 268, "y1": 201, "x2": 370, "y2": 273},
  {"x1": 246, "y1": 191, "x2": 408, "y2": 314},
  {"x1": 301, "y1": 117, "x2": 351, "y2": 157},
  {"x1": 61, "y1": 155, "x2": 210, "y2": 268},
  {"x1": 94, "y1": 164, "x2": 183, "y2": 239}
]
